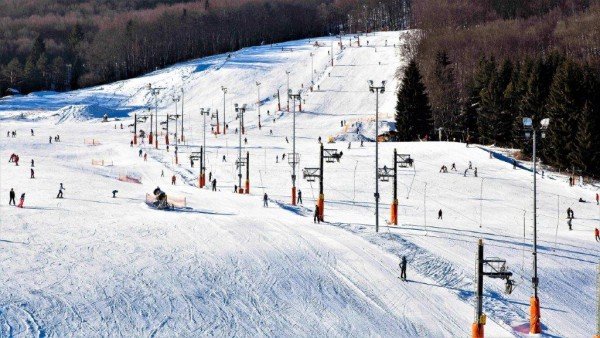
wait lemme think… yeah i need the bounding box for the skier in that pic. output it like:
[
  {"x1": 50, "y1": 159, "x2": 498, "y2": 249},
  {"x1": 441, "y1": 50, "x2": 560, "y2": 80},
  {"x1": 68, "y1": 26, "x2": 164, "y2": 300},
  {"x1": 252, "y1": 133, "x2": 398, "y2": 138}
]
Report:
[
  {"x1": 244, "y1": 138, "x2": 248, "y2": 145},
  {"x1": 468, "y1": 161, "x2": 473, "y2": 169},
  {"x1": 161, "y1": 170, "x2": 164, "y2": 177},
  {"x1": 596, "y1": 193, "x2": 599, "y2": 205},
  {"x1": 567, "y1": 207, "x2": 574, "y2": 219},
  {"x1": 112, "y1": 190, "x2": 118, "y2": 198},
  {"x1": 31, "y1": 129, "x2": 34, "y2": 136},
  {"x1": 30, "y1": 168, "x2": 34, "y2": 179},
  {"x1": 464, "y1": 168, "x2": 468, "y2": 177},
  {"x1": 49, "y1": 136, "x2": 52, "y2": 144},
  {"x1": 130, "y1": 140, "x2": 133, "y2": 147},
  {"x1": 9, "y1": 188, "x2": 16, "y2": 205},
  {"x1": 318, "y1": 136, "x2": 322, "y2": 143},
  {"x1": 438, "y1": 209, "x2": 443, "y2": 220},
  {"x1": 14, "y1": 155, "x2": 19, "y2": 166},
  {"x1": 451, "y1": 163, "x2": 456, "y2": 171},
  {"x1": 263, "y1": 193, "x2": 268, "y2": 207},
  {"x1": 360, "y1": 140, "x2": 364, "y2": 147},
  {"x1": 212, "y1": 178, "x2": 217, "y2": 191},
  {"x1": 143, "y1": 153, "x2": 147, "y2": 161},
  {"x1": 234, "y1": 185, "x2": 238, "y2": 193},
  {"x1": 297, "y1": 190, "x2": 303, "y2": 204},
  {"x1": 474, "y1": 167, "x2": 478, "y2": 177},
  {"x1": 31, "y1": 159, "x2": 34, "y2": 167},
  {"x1": 399, "y1": 256, "x2": 407, "y2": 281},
  {"x1": 285, "y1": 137, "x2": 289, "y2": 143},
  {"x1": 57, "y1": 183, "x2": 65, "y2": 198},
  {"x1": 567, "y1": 218, "x2": 572, "y2": 231},
  {"x1": 282, "y1": 153, "x2": 286, "y2": 160},
  {"x1": 209, "y1": 172, "x2": 212, "y2": 182},
  {"x1": 222, "y1": 155, "x2": 226, "y2": 162},
  {"x1": 139, "y1": 149, "x2": 143, "y2": 157},
  {"x1": 17, "y1": 193, "x2": 25, "y2": 208},
  {"x1": 314, "y1": 205, "x2": 320, "y2": 223},
  {"x1": 269, "y1": 129, "x2": 273, "y2": 135},
  {"x1": 190, "y1": 158, "x2": 194, "y2": 168},
  {"x1": 276, "y1": 155, "x2": 279, "y2": 163},
  {"x1": 595, "y1": 228, "x2": 600, "y2": 242},
  {"x1": 171, "y1": 175, "x2": 176, "y2": 185},
  {"x1": 348, "y1": 142, "x2": 351, "y2": 149}
]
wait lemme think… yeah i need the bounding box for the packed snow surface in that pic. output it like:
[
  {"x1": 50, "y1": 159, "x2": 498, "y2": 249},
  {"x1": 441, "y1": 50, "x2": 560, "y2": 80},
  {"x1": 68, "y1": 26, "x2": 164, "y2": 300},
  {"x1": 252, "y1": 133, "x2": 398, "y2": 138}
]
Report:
[{"x1": 1, "y1": 31, "x2": 598, "y2": 337}]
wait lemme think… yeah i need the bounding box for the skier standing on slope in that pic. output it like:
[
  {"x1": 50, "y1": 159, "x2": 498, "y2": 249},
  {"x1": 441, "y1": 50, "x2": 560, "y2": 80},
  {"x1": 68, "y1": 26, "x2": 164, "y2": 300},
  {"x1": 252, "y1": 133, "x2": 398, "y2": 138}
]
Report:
[
  {"x1": 594, "y1": 228, "x2": 599, "y2": 242},
  {"x1": 31, "y1": 159, "x2": 34, "y2": 167},
  {"x1": 212, "y1": 178, "x2": 217, "y2": 191},
  {"x1": 297, "y1": 190, "x2": 302, "y2": 204},
  {"x1": 139, "y1": 149, "x2": 143, "y2": 157},
  {"x1": 171, "y1": 175, "x2": 176, "y2": 185},
  {"x1": 9, "y1": 188, "x2": 16, "y2": 205},
  {"x1": 438, "y1": 209, "x2": 443, "y2": 220},
  {"x1": 263, "y1": 193, "x2": 268, "y2": 207},
  {"x1": 399, "y1": 256, "x2": 407, "y2": 281},
  {"x1": 596, "y1": 192, "x2": 599, "y2": 205},
  {"x1": 57, "y1": 183, "x2": 65, "y2": 198},
  {"x1": 30, "y1": 168, "x2": 34, "y2": 179},
  {"x1": 314, "y1": 205, "x2": 320, "y2": 223}
]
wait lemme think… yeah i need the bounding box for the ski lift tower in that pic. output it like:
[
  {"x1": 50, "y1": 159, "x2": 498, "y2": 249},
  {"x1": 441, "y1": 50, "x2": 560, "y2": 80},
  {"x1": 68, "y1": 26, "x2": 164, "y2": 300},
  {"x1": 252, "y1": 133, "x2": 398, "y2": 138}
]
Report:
[
  {"x1": 303, "y1": 143, "x2": 343, "y2": 221},
  {"x1": 146, "y1": 83, "x2": 165, "y2": 149},
  {"x1": 131, "y1": 113, "x2": 148, "y2": 145},
  {"x1": 190, "y1": 150, "x2": 204, "y2": 187},
  {"x1": 379, "y1": 149, "x2": 414, "y2": 225},
  {"x1": 472, "y1": 239, "x2": 515, "y2": 338},
  {"x1": 234, "y1": 103, "x2": 249, "y2": 193},
  {"x1": 289, "y1": 89, "x2": 301, "y2": 205},
  {"x1": 199, "y1": 108, "x2": 210, "y2": 187}
]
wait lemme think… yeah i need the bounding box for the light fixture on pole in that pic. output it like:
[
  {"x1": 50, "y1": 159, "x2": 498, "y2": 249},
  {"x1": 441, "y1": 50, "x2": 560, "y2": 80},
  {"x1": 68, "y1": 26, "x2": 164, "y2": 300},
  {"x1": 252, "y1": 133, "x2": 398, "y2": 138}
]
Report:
[
  {"x1": 221, "y1": 86, "x2": 227, "y2": 134},
  {"x1": 146, "y1": 83, "x2": 164, "y2": 149},
  {"x1": 289, "y1": 89, "x2": 301, "y2": 205},
  {"x1": 522, "y1": 116, "x2": 550, "y2": 335},
  {"x1": 368, "y1": 80, "x2": 386, "y2": 233},
  {"x1": 285, "y1": 71, "x2": 291, "y2": 112},
  {"x1": 256, "y1": 81, "x2": 262, "y2": 129},
  {"x1": 234, "y1": 103, "x2": 247, "y2": 193}
]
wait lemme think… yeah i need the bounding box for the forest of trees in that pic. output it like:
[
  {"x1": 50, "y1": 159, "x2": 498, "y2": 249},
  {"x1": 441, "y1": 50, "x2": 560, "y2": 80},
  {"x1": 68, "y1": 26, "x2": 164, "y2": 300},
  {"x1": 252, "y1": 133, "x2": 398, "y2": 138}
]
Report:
[
  {"x1": 0, "y1": 0, "x2": 409, "y2": 94},
  {"x1": 396, "y1": 0, "x2": 600, "y2": 177}
]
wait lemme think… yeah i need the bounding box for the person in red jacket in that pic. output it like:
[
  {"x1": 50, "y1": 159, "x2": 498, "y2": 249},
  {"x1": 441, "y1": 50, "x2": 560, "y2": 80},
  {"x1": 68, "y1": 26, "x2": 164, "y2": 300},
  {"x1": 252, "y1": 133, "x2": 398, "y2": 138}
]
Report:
[
  {"x1": 171, "y1": 175, "x2": 176, "y2": 185},
  {"x1": 595, "y1": 228, "x2": 600, "y2": 242},
  {"x1": 596, "y1": 192, "x2": 599, "y2": 205}
]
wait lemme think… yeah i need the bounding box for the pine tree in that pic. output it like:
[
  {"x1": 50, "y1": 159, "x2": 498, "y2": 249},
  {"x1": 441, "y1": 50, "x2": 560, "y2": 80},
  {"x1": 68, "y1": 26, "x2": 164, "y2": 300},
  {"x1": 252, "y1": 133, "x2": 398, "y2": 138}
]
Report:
[
  {"x1": 430, "y1": 50, "x2": 459, "y2": 139},
  {"x1": 544, "y1": 60, "x2": 583, "y2": 170},
  {"x1": 2, "y1": 58, "x2": 22, "y2": 88},
  {"x1": 569, "y1": 102, "x2": 598, "y2": 175},
  {"x1": 395, "y1": 59, "x2": 432, "y2": 140}
]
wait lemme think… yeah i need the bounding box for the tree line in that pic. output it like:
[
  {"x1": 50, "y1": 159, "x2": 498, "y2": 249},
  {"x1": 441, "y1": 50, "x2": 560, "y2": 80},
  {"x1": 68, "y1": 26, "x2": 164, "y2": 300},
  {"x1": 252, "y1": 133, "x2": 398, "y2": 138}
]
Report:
[{"x1": 0, "y1": 0, "x2": 409, "y2": 95}]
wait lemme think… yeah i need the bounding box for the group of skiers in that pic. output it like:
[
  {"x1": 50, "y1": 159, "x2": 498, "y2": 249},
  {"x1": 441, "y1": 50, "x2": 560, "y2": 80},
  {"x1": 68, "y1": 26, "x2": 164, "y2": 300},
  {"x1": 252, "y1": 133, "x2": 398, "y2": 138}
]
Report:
[{"x1": 49, "y1": 135, "x2": 61, "y2": 143}]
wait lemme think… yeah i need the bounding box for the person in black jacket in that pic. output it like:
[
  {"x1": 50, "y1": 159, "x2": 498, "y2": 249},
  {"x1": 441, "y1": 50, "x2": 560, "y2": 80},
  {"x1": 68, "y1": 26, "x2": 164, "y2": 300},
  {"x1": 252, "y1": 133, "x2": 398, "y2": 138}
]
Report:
[
  {"x1": 9, "y1": 188, "x2": 16, "y2": 205},
  {"x1": 399, "y1": 256, "x2": 407, "y2": 281}
]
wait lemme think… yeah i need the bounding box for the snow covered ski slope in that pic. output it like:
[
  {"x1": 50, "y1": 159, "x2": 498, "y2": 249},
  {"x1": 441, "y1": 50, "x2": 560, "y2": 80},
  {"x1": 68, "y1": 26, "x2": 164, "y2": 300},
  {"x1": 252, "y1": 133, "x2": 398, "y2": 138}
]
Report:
[{"x1": 1, "y1": 31, "x2": 599, "y2": 337}]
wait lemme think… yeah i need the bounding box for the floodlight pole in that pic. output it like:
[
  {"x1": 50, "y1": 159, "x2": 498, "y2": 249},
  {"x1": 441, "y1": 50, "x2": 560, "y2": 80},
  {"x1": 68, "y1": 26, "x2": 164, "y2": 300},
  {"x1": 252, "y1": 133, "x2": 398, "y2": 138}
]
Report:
[
  {"x1": 256, "y1": 82, "x2": 261, "y2": 128},
  {"x1": 200, "y1": 108, "x2": 210, "y2": 187},
  {"x1": 290, "y1": 90, "x2": 301, "y2": 205},
  {"x1": 180, "y1": 87, "x2": 185, "y2": 142},
  {"x1": 369, "y1": 80, "x2": 386, "y2": 233},
  {"x1": 235, "y1": 104, "x2": 246, "y2": 193},
  {"x1": 310, "y1": 52, "x2": 314, "y2": 85},
  {"x1": 286, "y1": 71, "x2": 290, "y2": 111},
  {"x1": 318, "y1": 143, "x2": 324, "y2": 220},
  {"x1": 221, "y1": 86, "x2": 227, "y2": 134}
]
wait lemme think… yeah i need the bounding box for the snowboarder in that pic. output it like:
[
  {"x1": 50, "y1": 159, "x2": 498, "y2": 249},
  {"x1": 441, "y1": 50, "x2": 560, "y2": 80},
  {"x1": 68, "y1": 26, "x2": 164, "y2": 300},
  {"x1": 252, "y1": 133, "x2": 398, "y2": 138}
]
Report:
[
  {"x1": 57, "y1": 183, "x2": 65, "y2": 198},
  {"x1": 595, "y1": 228, "x2": 599, "y2": 242},
  {"x1": 30, "y1": 168, "x2": 34, "y2": 179},
  {"x1": 171, "y1": 175, "x2": 176, "y2": 185},
  {"x1": 112, "y1": 190, "x2": 118, "y2": 198},
  {"x1": 263, "y1": 193, "x2": 268, "y2": 207},
  {"x1": 314, "y1": 205, "x2": 320, "y2": 223},
  {"x1": 399, "y1": 256, "x2": 407, "y2": 281},
  {"x1": 212, "y1": 178, "x2": 217, "y2": 191},
  {"x1": 9, "y1": 188, "x2": 16, "y2": 205},
  {"x1": 297, "y1": 190, "x2": 302, "y2": 204},
  {"x1": 17, "y1": 193, "x2": 25, "y2": 208},
  {"x1": 438, "y1": 209, "x2": 443, "y2": 220},
  {"x1": 139, "y1": 149, "x2": 143, "y2": 157}
]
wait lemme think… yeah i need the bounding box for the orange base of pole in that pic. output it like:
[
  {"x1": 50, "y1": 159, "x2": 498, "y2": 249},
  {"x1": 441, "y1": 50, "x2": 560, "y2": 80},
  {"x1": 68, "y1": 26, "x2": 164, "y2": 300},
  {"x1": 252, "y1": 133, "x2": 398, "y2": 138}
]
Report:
[
  {"x1": 149, "y1": 133, "x2": 153, "y2": 144},
  {"x1": 238, "y1": 188, "x2": 244, "y2": 194},
  {"x1": 165, "y1": 136, "x2": 169, "y2": 145},
  {"x1": 391, "y1": 199, "x2": 398, "y2": 225},
  {"x1": 175, "y1": 155, "x2": 178, "y2": 165},
  {"x1": 529, "y1": 296, "x2": 541, "y2": 334},
  {"x1": 155, "y1": 140, "x2": 158, "y2": 149},
  {"x1": 318, "y1": 194, "x2": 324, "y2": 221},
  {"x1": 291, "y1": 186, "x2": 296, "y2": 205},
  {"x1": 471, "y1": 323, "x2": 484, "y2": 338},
  {"x1": 134, "y1": 135, "x2": 137, "y2": 145},
  {"x1": 245, "y1": 180, "x2": 249, "y2": 194},
  {"x1": 200, "y1": 174, "x2": 205, "y2": 188}
]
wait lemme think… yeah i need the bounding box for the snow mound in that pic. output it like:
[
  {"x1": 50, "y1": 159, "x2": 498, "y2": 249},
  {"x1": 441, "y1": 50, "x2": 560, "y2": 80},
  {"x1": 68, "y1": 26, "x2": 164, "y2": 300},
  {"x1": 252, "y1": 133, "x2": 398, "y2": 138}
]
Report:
[{"x1": 55, "y1": 104, "x2": 128, "y2": 123}]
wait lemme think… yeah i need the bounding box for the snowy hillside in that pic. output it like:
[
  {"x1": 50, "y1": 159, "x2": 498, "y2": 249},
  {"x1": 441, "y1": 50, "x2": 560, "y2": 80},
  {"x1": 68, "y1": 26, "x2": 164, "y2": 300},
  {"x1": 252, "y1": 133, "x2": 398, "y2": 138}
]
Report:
[{"x1": 1, "y1": 31, "x2": 599, "y2": 337}]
